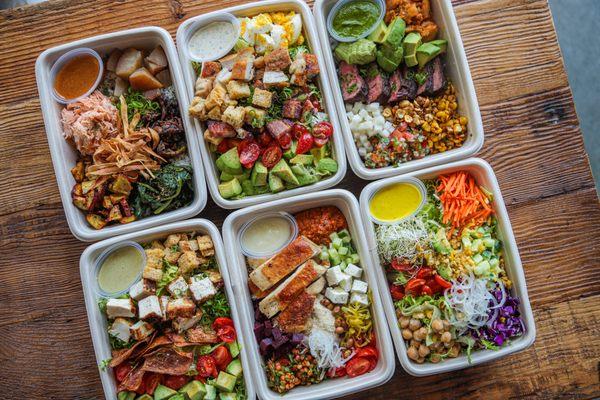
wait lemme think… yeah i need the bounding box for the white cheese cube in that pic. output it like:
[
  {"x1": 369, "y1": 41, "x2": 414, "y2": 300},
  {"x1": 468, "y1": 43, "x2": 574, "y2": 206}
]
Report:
[
  {"x1": 167, "y1": 277, "x2": 189, "y2": 298},
  {"x1": 130, "y1": 320, "x2": 155, "y2": 340},
  {"x1": 106, "y1": 298, "x2": 136, "y2": 319},
  {"x1": 326, "y1": 266, "x2": 350, "y2": 287},
  {"x1": 138, "y1": 295, "x2": 162, "y2": 320},
  {"x1": 325, "y1": 287, "x2": 349, "y2": 305},
  {"x1": 108, "y1": 318, "x2": 132, "y2": 342},
  {"x1": 129, "y1": 279, "x2": 156, "y2": 301},
  {"x1": 350, "y1": 292, "x2": 369, "y2": 307},
  {"x1": 351, "y1": 279, "x2": 368, "y2": 294},
  {"x1": 189, "y1": 276, "x2": 217, "y2": 303},
  {"x1": 345, "y1": 264, "x2": 363, "y2": 278},
  {"x1": 338, "y1": 275, "x2": 353, "y2": 292}
]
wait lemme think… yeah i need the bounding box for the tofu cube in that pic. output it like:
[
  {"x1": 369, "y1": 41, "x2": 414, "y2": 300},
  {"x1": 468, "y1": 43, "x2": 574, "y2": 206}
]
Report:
[
  {"x1": 189, "y1": 276, "x2": 217, "y2": 303},
  {"x1": 338, "y1": 274, "x2": 353, "y2": 292},
  {"x1": 129, "y1": 279, "x2": 156, "y2": 301},
  {"x1": 344, "y1": 264, "x2": 363, "y2": 278},
  {"x1": 164, "y1": 234, "x2": 181, "y2": 248},
  {"x1": 349, "y1": 292, "x2": 369, "y2": 307},
  {"x1": 326, "y1": 266, "x2": 350, "y2": 287},
  {"x1": 130, "y1": 320, "x2": 155, "y2": 340},
  {"x1": 172, "y1": 310, "x2": 204, "y2": 333},
  {"x1": 178, "y1": 251, "x2": 200, "y2": 274},
  {"x1": 144, "y1": 248, "x2": 165, "y2": 270},
  {"x1": 196, "y1": 235, "x2": 215, "y2": 257},
  {"x1": 142, "y1": 266, "x2": 163, "y2": 282},
  {"x1": 159, "y1": 296, "x2": 170, "y2": 321},
  {"x1": 167, "y1": 276, "x2": 189, "y2": 298},
  {"x1": 325, "y1": 287, "x2": 349, "y2": 305},
  {"x1": 106, "y1": 298, "x2": 136, "y2": 319},
  {"x1": 351, "y1": 279, "x2": 369, "y2": 294},
  {"x1": 138, "y1": 295, "x2": 162, "y2": 320},
  {"x1": 166, "y1": 297, "x2": 196, "y2": 319},
  {"x1": 108, "y1": 318, "x2": 132, "y2": 343}
]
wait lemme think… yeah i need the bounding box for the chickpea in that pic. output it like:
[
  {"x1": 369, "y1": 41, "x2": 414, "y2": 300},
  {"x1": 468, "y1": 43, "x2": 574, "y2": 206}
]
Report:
[
  {"x1": 410, "y1": 339, "x2": 421, "y2": 348},
  {"x1": 402, "y1": 328, "x2": 413, "y2": 340},
  {"x1": 408, "y1": 318, "x2": 421, "y2": 331},
  {"x1": 430, "y1": 353, "x2": 442, "y2": 363},
  {"x1": 335, "y1": 326, "x2": 344, "y2": 334},
  {"x1": 407, "y1": 346, "x2": 419, "y2": 361},
  {"x1": 413, "y1": 327, "x2": 428, "y2": 341},
  {"x1": 443, "y1": 320, "x2": 451, "y2": 330},
  {"x1": 333, "y1": 306, "x2": 341, "y2": 313},
  {"x1": 418, "y1": 344, "x2": 430, "y2": 358},
  {"x1": 431, "y1": 319, "x2": 444, "y2": 332},
  {"x1": 448, "y1": 343, "x2": 461, "y2": 358},
  {"x1": 441, "y1": 331, "x2": 452, "y2": 343},
  {"x1": 415, "y1": 357, "x2": 425, "y2": 364},
  {"x1": 346, "y1": 338, "x2": 354, "y2": 348},
  {"x1": 399, "y1": 316, "x2": 410, "y2": 329},
  {"x1": 413, "y1": 312, "x2": 425, "y2": 320}
]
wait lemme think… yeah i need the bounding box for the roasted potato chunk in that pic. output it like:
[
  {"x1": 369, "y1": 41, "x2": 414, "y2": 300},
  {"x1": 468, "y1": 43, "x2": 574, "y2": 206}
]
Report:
[{"x1": 86, "y1": 214, "x2": 107, "y2": 230}]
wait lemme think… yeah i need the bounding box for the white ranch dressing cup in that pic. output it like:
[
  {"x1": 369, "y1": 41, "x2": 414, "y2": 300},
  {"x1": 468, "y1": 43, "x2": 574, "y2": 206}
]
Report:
[{"x1": 184, "y1": 12, "x2": 240, "y2": 63}]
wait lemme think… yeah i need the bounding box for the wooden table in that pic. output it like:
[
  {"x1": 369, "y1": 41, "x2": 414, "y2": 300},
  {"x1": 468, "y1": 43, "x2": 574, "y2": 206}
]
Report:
[{"x1": 1, "y1": 0, "x2": 599, "y2": 398}]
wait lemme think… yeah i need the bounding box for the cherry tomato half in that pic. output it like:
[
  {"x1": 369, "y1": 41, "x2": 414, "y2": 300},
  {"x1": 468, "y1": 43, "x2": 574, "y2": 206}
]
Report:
[
  {"x1": 313, "y1": 121, "x2": 333, "y2": 139},
  {"x1": 296, "y1": 132, "x2": 314, "y2": 155},
  {"x1": 196, "y1": 355, "x2": 218, "y2": 379},
  {"x1": 434, "y1": 274, "x2": 452, "y2": 289},
  {"x1": 163, "y1": 375, "x2": 189, "y2": 390},
  {"x1": 212, "y1": 346, "x2": 233, "y2": 371},
  {"x1": 313, "y1": 136, "x2": 329, "y2": 148},
  {"x1": 261, "y1": 145, "x2": 282, "y2": 168},
  {"x1": 405, "y1": 278, "x2": 426, "y2": 295},
  {"x1": 421, "y1": 285, "x2": 433, "y2": 296},
  {"x1": 216, "y1": 325, "x2": 236, "y2": 343},
  {"x1": 114, "y1": 363, "x2": 133, "y2": 382},
  {"x1": 293, "y1": 124, "x2": 309, "y2": 140},
  {"x1": 390, "y1": 284, "x2": 405, "y2": 300},
  {"x1": 238, "y1": 140, "x2": 260, "y2": 169},
  {"x1": 417, "y1": 267, "x2": 433, "y2": 279},
  {"x1": 257, "y1": 131, "x2": 273, "y2": 147},
  {"x1": 355, "y1": 346, "x2": 378, "y2": 361},
  {"x1": 212, "y1": 317, "x2": 234, "y2": 329},
  {"x1": 345, "y1": 357, "x2": 372, "y2": 377},
  {"x1": 277, "y1": 132, "x2": 292, "y2": 149},
  {"x1": 391, "y1": 259, "x2": 413, "y2": 272}
]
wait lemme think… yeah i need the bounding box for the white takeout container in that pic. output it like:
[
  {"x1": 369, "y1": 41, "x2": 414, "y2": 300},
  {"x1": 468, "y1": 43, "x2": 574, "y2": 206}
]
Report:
[
  {"x1": 222, "y1": 189, "x2": 395, "y2": 400},
  {"x1": 80, "y1": 219, "x2": 256, "y2": 400},
  {"x1": 313, "y1": 0, "x2": 484, "y2": 180},
  {"x1": 176, "y1": 0, "x2": 347, "y2": 209},
  {"x1": 359, "y1": 158, "x2": 536, "y2": 376},
  {"x1": 36, "y1": 27, "x2": 207, "y2": 241}
]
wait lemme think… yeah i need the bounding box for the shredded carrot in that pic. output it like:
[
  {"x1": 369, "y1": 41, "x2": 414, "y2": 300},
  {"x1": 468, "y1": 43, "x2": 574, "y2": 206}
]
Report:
[{"x1": 437, "y1": 171, "x2": 494, "y2": 235}]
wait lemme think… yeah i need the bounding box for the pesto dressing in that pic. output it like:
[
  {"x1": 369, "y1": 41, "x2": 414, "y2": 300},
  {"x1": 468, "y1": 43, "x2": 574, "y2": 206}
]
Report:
[{"x1": 332, "y1": 0, "x2": 380, "y2": 39}]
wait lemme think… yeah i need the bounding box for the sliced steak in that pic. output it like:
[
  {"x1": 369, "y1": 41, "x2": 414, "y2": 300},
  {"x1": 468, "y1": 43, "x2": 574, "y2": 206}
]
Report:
[
  {"x1": 339, "y1": 61, "x2": 367, "y2": 103},
  {"x1": 389, "y1": 67, "x2": 417, "y2": 103},
  {"x1": 417, "y1": 57, "x2": 446, "y2": 96},
  {"x1": 282, "y1": 99, "x2": 302, "y2": 120},
  {"x1": 206, "y1": 120, "x2": 236, "y2": 138},
  {"x1": 266, "y1": 119, "x2": 292, "y2": 139},
  {"x1": 366, "y1": 64, "x2": 390, "y2": 104}
]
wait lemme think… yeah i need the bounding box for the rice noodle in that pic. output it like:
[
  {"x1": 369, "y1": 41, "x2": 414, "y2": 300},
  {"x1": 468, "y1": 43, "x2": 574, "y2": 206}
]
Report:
[
  {"x1": 304, "y1": 329, "x2": 354, "y2": 376},
  {"x1": 376, "y1": 217, "x2": 430, "y2": 264}
]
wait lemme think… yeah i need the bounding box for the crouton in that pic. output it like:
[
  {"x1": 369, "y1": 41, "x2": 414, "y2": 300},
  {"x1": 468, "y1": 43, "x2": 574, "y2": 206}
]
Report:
[
  {"x1": 204, "y1": 129, "x2": 224, "y2": 146},
  {"x1": 151, "y1": 240, "x2": 165, "y2": 250},
  {"x1": 205, "y1": 83, "x2": 227, "y2": 110},
  {"x1": 178, "y1": 251, "x2": 200, "y2": 274},
  {"x1": 194, "y1": 77, "x2": 213, "y2": 98},
  {"x1": 304, "y1": 53, "x2": 320, "y2": 78},
  {"x1": 189, "y1": 97, "x2": 208, "y2": 120},
  {"x1": 207, "y1": 106, "x2": 223, "y2": 121},
  {"x1": 244, "y1": 107, "x2": 267, "y2": 128},
  {"x1": 145, "y1": 248, "x2": 165, "y2": 270},
  {"x1": 164, "y1": 234, "x2": 181, "y2": 248},
  {"x1": 196, "y1": 235, "x2": 214, "y2": 257},
  {"x1": 221, "y1": 106, "x2": 246, "y2": 129},
  {"x1": 231, "y1": 59, "x2": 254, "y2": 81},
  {"x1": 206, "y1": 270, "x2": 223, "y2": 286},
  {"x1": 164, "y1": 246, "x2": 182, "y2": 264},
  {"x1": 252, "y1": 88, "x2": 273, "y2": 109},
  {"x1": 226, "y1": 80, "x2": 251, "y2": 100},
  {"x1": 179, "y1": 240, "x2": 199, "y2": 252},
  {"x1": 265, "y1": 47, "x2": 292, "y2": 71},
  {"x1": 143, "y1": 266, "x2": 164, "y2": 282}
]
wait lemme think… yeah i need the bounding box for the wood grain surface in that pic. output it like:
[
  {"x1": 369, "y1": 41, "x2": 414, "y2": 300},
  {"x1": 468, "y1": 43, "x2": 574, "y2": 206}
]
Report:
[{"x1": 1, "y1": 0, "x2": 599, "y2": 399}]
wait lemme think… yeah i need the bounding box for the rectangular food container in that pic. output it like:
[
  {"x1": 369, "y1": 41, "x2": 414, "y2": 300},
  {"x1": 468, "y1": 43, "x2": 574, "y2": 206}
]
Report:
[
  {"x1": 359, "y1": 158, "x2": 536, "y2": 376},
  {"x1": 36, "y1": 27, "x2": 207, "y2": 242},
  {"x1": 222, "y1": 189, "x2": 395, "y2": 400},
  {"x1": 176, "y1": 0, "x2": 347, "y2": 209},
  {"x1": 80, "y1": 219, "x2": 256, "y2": 400},
  {"x1": 313, "y1": 0, "x2": 484, "y2": 180}
]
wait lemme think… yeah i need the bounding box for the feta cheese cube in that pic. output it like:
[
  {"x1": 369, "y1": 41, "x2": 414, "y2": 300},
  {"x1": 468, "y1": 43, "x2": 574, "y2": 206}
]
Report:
[
  {"x1": 351, "y1": 279, "x2": 368, "y2": 294},
  {"x1": 130, "y1": 320, "x2": 155, "y2": 340},
  {"x1": 338, "y1": 275, "x2": 352, "y2": 292},
  {"x1": 167, "y1": 276, "x2": 189, "y2": 298},
  {"x1": 189, "y1": 276, "x2": 217, "y2": 303},
  {"x1": 325, "y1": 287, "x2": 349, "y2": 304},
  {"x1": 172, "y1": 311, "x2": 203, "y2": 333},
  {"x1": 108, "y1": 318, "x2": 132, "y2": 343},
  {"x1": 106, "y1": 298, "x2": 136, "y2": 319},
  {"x1": 166, "y1": 297, "x2": 196, "y2": 319},
  {"x1": 129, "y1": 279, "x2": 156, "y2": 301},
  {"x1": 345, "y1": 264, "x2": 363, "y2": 278},
  {"x1": 350, "y1": 292, "x2": 369, "y2": 307},
  {"x1": 138, "y1": 295, "x2": 162, "y2": 320},
  {"x1": 326, "y1": 266, "x2": 350, "y2": 287}
]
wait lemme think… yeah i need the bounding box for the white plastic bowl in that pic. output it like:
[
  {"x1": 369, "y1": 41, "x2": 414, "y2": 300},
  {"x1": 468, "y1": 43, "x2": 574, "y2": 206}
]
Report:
[
  {"x1": 326, "y1": 0, "x2": 386, "y2": 43},
  {"x1": 313, "y1": 0, "x2": 484, "y2": 180},
  {"x1": 222, "y1": 189, "x2": 395, "y2": 400},
  {"x1": 183, "y1": 12, "x2": 240, "y2": 63},
  {"x1": 80, "y1": 219, "x2": 256, "y2": 400},
  {"x1": 49, "y1": 47, "x2": 104, "y2": 104},
  {"x1": 176, "y1": 0, "x2": 347, "y2": 209},
  {"x1": 35, "y1": 27, "x2": 207, "y2": 241},
  {"x1": 358, "y1": 158, "x2": 536, "y2": 376}
]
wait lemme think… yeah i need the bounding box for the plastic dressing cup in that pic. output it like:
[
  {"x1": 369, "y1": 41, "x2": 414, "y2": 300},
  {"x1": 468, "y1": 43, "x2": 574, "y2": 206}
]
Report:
[
  {"x1": 368, "y1": 177, "x2": 428, "y2": 225},
  {"x1": 50, "y1": 47, "x2": 104, "y2": 104},
  {"x1": 93, "y1": 240, "x2": 146, "y2": 298},
  {"x1": 238, "y1": 212, "x2": 299, "y2": 259},
  {"x1": 327, "y1": 0, "x2": 386, "y2": 43},
  {"x1": 185, "y1": 12, "x2": 240, "y2": 63}
]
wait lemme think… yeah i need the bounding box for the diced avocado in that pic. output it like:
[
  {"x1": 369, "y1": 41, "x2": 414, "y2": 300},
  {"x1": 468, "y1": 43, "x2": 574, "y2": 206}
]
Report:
[
  {"x1": 403, "y1": 32, "x2": 422, "y2": 57},
  {"x1": 233, "y1": 38, "x2": 250, "y2": 52},
  {"x1": 429, "y1": 39, "x2": 448, "y2": 53},
  {"x1": 241, "y1": 179, "x2": 256, "y2": 196},
  {"x1": 204, "y1": 385, "x2": 217, "y2": 400},
  {"x1": 215, "y1": 371, "x2": 237, "y2": 393},
  {"x1": 416, "y1": 42, "x2": 441, "y2": 69},
  {"x1": 118, "y1": 392, "x2": 135, "y2": 400},
  {"x1": 368, "y1": 20, "x2": 388, "y2": 43},
  {"x1": 271, "y1": 159, "x2": 299, "y2": 185},
  {"x1": 474, "y1": 260, "x2": 491, "y2": 276},
  {"x1": 136, "y1": 395, "x2": 152, "y2": 400},
  {"x1": 220, "y1": 171, "x2": 234, "y2": 182},
  {"x1": 382, "y1": 18, "x2": 406, "y2": 47},
  {"x1": 283, "y1": 141, "x2": 297, "y2": 160},
  {"x1": 268, "y1": 172, "x2": 285, "y2": 193},
  {"x1": 250, "y1": 161, "x2": 268, "y2": 187},
  {"x1": 227, "y1": 341, "x2": 240, "y2": 358},
  {"x1": 291, "y1": 164, "x2": 308, "y2": 176},
  {"x1": 297, "y1": 171, "x2": 318, "y2": 186},
  {"x1": 180, "y1": 381, "x2": 207, "y2": 400},
  {"x1": 154, "y1": 385, "x2": 178, "y2": 400},
  {"x1": 376, "y1": 50, "x2": 399, "y2": 73},
  {"x1": 316, "y1": 158, "x2": 338, "y2": 174},
  {"x1": 168, "y1": 395, "x2": 185, "y2": 400},
  {"x1": 216, "y1": 147, "x2": 242, "y2": 175},
  {"x1": 310, "y1": 146, "x2": 327, "y2": 163},
  {"x1": 290, "y1": 154, "x2": 314, "y2": 165},
  {"x1": 382, "y1": 43, "x2": 404, "y2": 64},
  {"x1": 334, "y1": 39, "x2": 377, "y2": 65},
  {"x1": 237, "y1": 170, "x2": 251, "y2": 183},
  {"x1": 218, "y1": 178, "x2": 242, "y2": 199},
  {"x1": 226, "y1": 358, "x2": 243, "y2": 378},
  {"x1": 218, "y1": 394, "x2": 237, "y2": 400},
  {"x1": 404, "y1": 54, "x2": 418, "y2": 67},
  {"x1": 255, "y1": 185, "x2": 271, "y2": 195}
]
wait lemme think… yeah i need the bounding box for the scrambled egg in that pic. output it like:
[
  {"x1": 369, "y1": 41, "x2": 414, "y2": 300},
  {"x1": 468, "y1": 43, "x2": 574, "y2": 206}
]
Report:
[{"x1": 238, "y1": 12, "x2": 304, "y2": 54}]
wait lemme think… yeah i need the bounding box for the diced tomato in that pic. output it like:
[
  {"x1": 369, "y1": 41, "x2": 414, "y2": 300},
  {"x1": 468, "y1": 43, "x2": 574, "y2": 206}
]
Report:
[
  {"x1": 421, "y1": 285, "x2": 433, "y2": 295},
  {"x1": 216, "y1": 325, "x2": 236, "y2": 343},
  {"x1": 327, "y1": 366, "x2": 347, "y2": 378},
  {"x1": 405, "y1": 278, "x2": 426, "y2": 295},
  {"x1": 114, "y1": 363, "x2": 133, "y2": 382},
  {"x1": 144, "y1": 373, "x2": 161, "y2": 395},
  {"x1": 216, "y1": 139, "x2": 230, "y2": 154},
  {"x1": 345, "y1": 357, "x2": 372, "y2": 377},
  {"x1": 313, "y1": 121, "x2": 333, "y2": 139},
  {"x1": 355, "y1": 346, "x2": 378, "y2": 361},
  {"x1": 196, "y1": 355, "x2": 218, "y2": 379},
  {"x1": 391, "y1": 259, "x2": 413, "y2": 272},
  {"x1": 135, "y1": 377, "x2": 146, "y2": 395},
  {"x1": 292, "y1": 124, "x2": 309, "y2": 140},
  {"x1": 238, "y1": 140, "x2": 260, "y2": 169},
  {"x1": 428, "y1": 280, "x2": 443, "y2": 294},
  {"x1": 163, "y1": 375, "x2": 189, "y2": 390},
  {"x1": 261, "y1": 145, "x2": 282, "y2": 168},
  {"x1": 313, "y1": 136, "x2": 329, "y2": 147},
  {"x1": 417, "y1": 267, "x2": 433, "y2": 279},
  {"x1": 257, "y1": 131, "x2": 273, "y2": 147},
  {"x1": 296, "y1": 132, "x2": 314, "y2": 154},
  {"x1": 212, "y1": 346, "x2": 233, "y2": 371},
  {"x1": 390, "y1": 284, "x2": 405, "y2": 300},
  {"x1": 212, "y1": 317, "x2": 234, "y2": 329},
  {"x1": 277, "y1": 132, "x2": 292, "y2": 149},
  {"x1": 434, "y1": 274, "x2": 452, "y2": 289}
]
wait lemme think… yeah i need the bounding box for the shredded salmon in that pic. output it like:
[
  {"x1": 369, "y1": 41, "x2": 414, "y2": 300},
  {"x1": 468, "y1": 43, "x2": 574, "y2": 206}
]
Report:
[{"x1": 437, "y1": 171, "x2": 493, "y2": 235}]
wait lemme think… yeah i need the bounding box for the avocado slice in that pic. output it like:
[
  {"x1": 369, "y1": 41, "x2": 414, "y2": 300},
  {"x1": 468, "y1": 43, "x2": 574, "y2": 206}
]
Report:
[
  {"x1": 291, "y1": 164, "x2": 308, "y2": 176},
  {"x1": 316, "y1": 158, "x2": 338, "y2": 174},
  {"x1": 268, "y1": 172, "x2": 285, "y2": 193},
  {"x1": 428, "y1": 39, "x2": 448, "y2": 53},
  {"x1": 218, "y1": 178, "x2": 242, "y2": 199},
  {"x1": 226, "y1": 358, "x2": 243, "y2": 378},
  {"x1": 117, "y1": 392, "x2": 135, "y2": 400},
  {"x1": 241, "y1": 179, "x2": 256, "y2": 196},
  {"x1": 168, "y1": 395, "x2": 185, "y2": 400},
  {"x1": 416, "y1": 42, "x2": 441, "y2": 69},
  {"x1": 403, "y1": 32, "x2": 422, "y2": 67},
  {"x1": 271, "y1": 159, "x2": 299, "y2": 185},
  {"x1": 220, "y1": 171, "x2": 234, "y2": 182},
  {"x1": 215, "y1": 371, "x2": 237, "y2": 393},
  {"x1": 381, "y1": 43, "x2": 404, "y2": 64},
  {"x1": 218, "y1": 393, "x2": 237, "y2": 400},
  {"x1": 382, "y1": 17, "x2": 406, "y2": 48},
  {"x1": 227, "y1": 341, "x2": 241, "y2": 358},
  {"x1": 367, "y1": 20, "x2": 388, "y2": 43},
  {"x1": 250, "y1": 161, "x2": 268, "y2": 186},
  {"x1": 310, "y1": 146, "x2": 327, "y2": 163},
  {"x1": 289, "y1": 154, "x2": 314, "y2": 165},
  {"x1": 216, "y1": 147, "x2": 242, "y2": 175},
  {"x1": 204, "y1": 384, "x2": 217, "y2": 400},
  {"x1": 376, "y1": 50, "x2": 399, "y2": 73},
  {"x1": 136, "y1": 395, "x2": 152, "y2": 400},
  {"x1": 296, "y1": 171, "x2": 319, "y2": 186},
  {"x1": 180, "y1": 381, "x2": 207, "y2": 400},
  {"x1": 154, "y1": 385, "x2": 178, "y2": 400}
]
